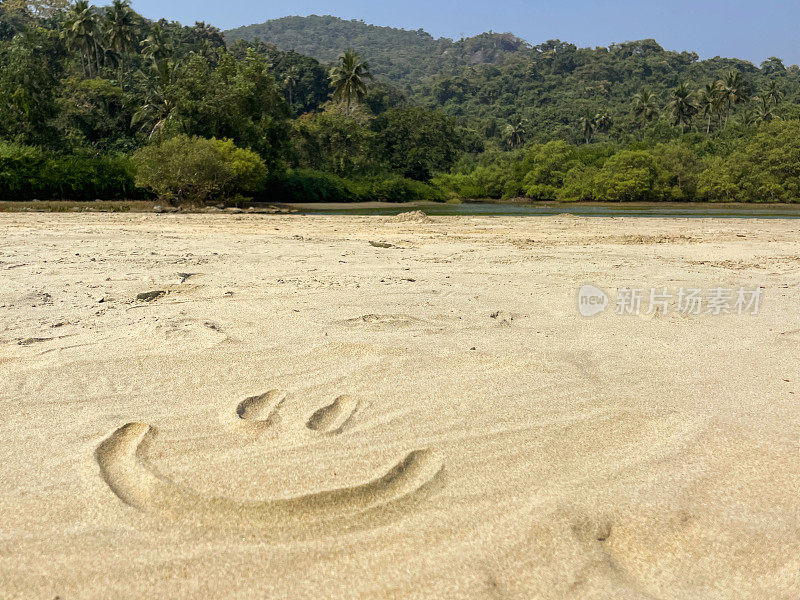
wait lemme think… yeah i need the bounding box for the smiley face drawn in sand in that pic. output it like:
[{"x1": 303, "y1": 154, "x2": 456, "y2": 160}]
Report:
[{"x1": 94, "y1": 392, "x2": 444, "y2": 532}]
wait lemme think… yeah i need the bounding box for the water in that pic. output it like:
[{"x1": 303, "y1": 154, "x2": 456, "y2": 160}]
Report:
[{"x1": 297, "y1": 202, "x2": 800, "y2": 219}]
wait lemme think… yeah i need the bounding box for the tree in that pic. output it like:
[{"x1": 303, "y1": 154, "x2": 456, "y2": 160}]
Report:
[
  {"x1": 698, "y1": 121, "x2": 800, "y2": 202},
  {"x1": 329, "y1": 49, "x2": 372, "y2": 117},
  {"x1": 131, "y1": 59, "x2": 180, "y2": 138},
  {"x1": 104, "y1": 0, "x2": 137, "y2": 84},
  {"x1": 578, "y1": 110, "x2": 596, "y2": 144},
  {"x1": 174, "y1": 49, "x2": 291, "y2": 167},
  {"x1": 764, "y1": 80, "x2": 783, "y2": 106},
  {"x1": 503, "y1": 117, "x2": 527, "y2": 148},
  {"x1": 755, "y1": 96, "x2": 776, "y2": 124},
  {"x1": 191, "y1": 21, "x2": 225, "y2": 49},
  {"x1": 651, "y1": 142, "x2": 703, "y2": 200},
  {"x1": 697, "y1": 81, "x2": 723, "y2": 136},
  {"x1": 140, "y1": 24, "x2": 171, "y2": 64},
  {"x1": 372, "y1": 107, "x2": 463, "y2": 180},
  {"x1": 593, "y1": 150, "x2": 659, "y2": 202},
  {"x1": 283, "y1": 66, "x2": 299, "y2": 110},
  {"x1": 721, "y1": 70, "x2": 750, "y2": 130},
  {"x1": 54, "y1": 76, "x2": 130, "y2": 150},
  {"x1": 229, "y1": 40, "x2": 331, "y2": 114},
  {"x1": 0, "y1": 0, "x2": 67, "y2": 17},
  {"x1": 632, "y1": 88, "x2": 658, "y2": 130},
  {"x1": 517, "y1": 141, "x2": 580, "y2": 199},
  {"x1": 739, "y1": 105, "x2": 757, "y2": 127},
  {"x1": 666, "y1": 82, "x2": 698, "y2": 133},
  {"x1": 595, "y1": 112, "x2": 613, "y2": 134},
  {"x1": 760, "y1": 57, "x2": 785, "y2": 76},
  {"x1": 64, "y1": 0, "x2": 100, "y2": 77},
  {"x1": 292, "y1": 103, "x2": 374, "y2": 175},
  {"x1": 0, "y1": 27, "x2": 61, "y2": 144}
]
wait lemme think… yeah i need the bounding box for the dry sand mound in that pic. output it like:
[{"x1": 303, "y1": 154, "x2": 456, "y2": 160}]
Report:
[{"x1": 388, "y1": 210, "x2": 431, "y2": 223}]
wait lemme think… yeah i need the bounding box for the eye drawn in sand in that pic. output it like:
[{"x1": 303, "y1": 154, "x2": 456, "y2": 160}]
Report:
[
  {"x1": 235, "y1": 389, "x2": 288, "y2": 428},
  {"x1": 94, "y1": 421, "x2": 443, "y2": 531},
  {"x1": 306, "y1": 395, "x2": 360, "y2": 434}
]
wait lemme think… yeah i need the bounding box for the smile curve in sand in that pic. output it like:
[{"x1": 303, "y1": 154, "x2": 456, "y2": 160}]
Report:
[{"x1": 94, "y1": 422, "x2": 444, "y2": 530}]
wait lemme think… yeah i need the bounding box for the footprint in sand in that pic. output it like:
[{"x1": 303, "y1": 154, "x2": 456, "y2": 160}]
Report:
[{"x1": 94, "y1": 422, "x2": 443, "y2": 531}]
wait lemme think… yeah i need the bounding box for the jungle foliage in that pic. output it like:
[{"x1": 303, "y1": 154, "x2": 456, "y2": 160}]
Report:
[{"x1": 3, "y1": 7, "x2": 800, "y2": 203}]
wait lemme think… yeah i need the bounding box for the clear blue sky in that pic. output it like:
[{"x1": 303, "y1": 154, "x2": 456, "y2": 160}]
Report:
[{"x1": 129, "y1": 0, "x2": 797, "y2": 65}]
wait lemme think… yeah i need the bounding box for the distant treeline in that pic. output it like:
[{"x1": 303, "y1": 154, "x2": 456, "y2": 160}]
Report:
[{"x1": 1, "y1": 4, "x2": 800, "y2": 203}]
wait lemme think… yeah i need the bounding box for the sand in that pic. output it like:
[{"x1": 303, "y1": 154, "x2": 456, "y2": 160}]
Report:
[{"x1": 1, "y1": 211, "x2": 799, "y2": 599}]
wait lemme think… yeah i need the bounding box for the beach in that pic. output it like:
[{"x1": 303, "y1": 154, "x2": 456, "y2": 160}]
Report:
[{"x1": 1, "y1": 211, "x2": 799, "y2": 599}]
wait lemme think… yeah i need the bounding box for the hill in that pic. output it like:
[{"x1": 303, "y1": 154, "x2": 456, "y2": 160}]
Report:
[
  {"x1": 224, "y1": 15, "x2": 528, "y2": 92},
  {"x1": 225, "y1": 16, "x2": 800, "y2": 142}
]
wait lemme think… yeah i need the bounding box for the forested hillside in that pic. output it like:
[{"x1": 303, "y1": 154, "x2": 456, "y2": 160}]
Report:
[
  {"x1": 3, "y1": 3, "x2": 800, "y2": 204},
  {"x1": 226, "y1": 16, "x2": 532, "y2": 93},
  {"x1": 225, "y1": 16, "x2": 800, "y2": 142}
]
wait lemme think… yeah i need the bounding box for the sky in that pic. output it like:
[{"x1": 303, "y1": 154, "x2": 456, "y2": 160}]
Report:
[{"x1": 129, "y1": 0, "x2": 797, "y2": 65}]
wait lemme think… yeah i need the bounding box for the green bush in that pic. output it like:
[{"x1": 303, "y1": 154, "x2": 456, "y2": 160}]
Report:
[
  {"x1": 432, "y1": 165, "x2": 510, "y2": 199},
  {"x1": 518, "y1": 141, "x2": 581, "y2": 200},
  {"x1": 259, "y1": 169, "x2": 445, "y2": 202},
  {"x1": 0, "y1": 141, "x2": 137, "y2": 200},
  {"x1": 558, "y1": 165, "x2": 599, "y2": 202},
  {"x1": 591, "y1": 150, "x2": 659, "y2": 202},
  {"x1": 0, "y1": 141, "x2": 44, "y2": 199},
  {"x1": 132, "y1": 135, "x2": 267, "y2": 204},
  {"x1": 261, "y1": 169, "x2": 354, "y2": 202},
  {"x1": 353, "y1": 175, "x2": 445, "y2": 202},
  {"x1": 697, "y1": 121, "x2": 800, "y2": 203},
  {"x1": 41, "y1": 154, "x2": 138, "y2": 200},
  {"x1": 651, "y1": 143, "x2": 703, "y2": 201}
]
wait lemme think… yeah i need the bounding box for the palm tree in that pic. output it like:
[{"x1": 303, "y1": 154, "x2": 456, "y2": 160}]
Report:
[
  {"x1": 503, "y1": 117, "x2": 527, "y2": 149},
  {"x1": 329, "y1": 49, "x2": 372, "y2": 117},
  {"x1": 141, "y1": 25, "x2": 171, "y2": 65},
  {"x1": 595, "y1": 112, "x2": 613, "y2": 134},
  {"x1": 64, "y1": 0, "x2": 100, "y2": 77},
  {"x1": 131, "y1": 60, "x2": 179, "y2": 138},
  {"x1": 578, "y1": 111, "x2": 597, "y2": 144},
  {"x1": 283, "y1": 66, "x2": 300, "y2": 110},
  {"x1": 194, "y1": 39, "x2": 219, "y2": 65},
  {"x1": 739, "y1": 105, "x2": 757, "y2": 127},
  {"x1": 697, "y1": 81, "x2": 723, "y2": 136},
  {"x1": 755, "y1": 96, "x2": 777, "y2": 124},
  {"x1": 632, "y1": 88, "x2": 659, "y2": 131},
  {"x1": 764, "y1": 80, "x2": 784, "y2": 106},
  {"x1": 666, "y1": 82, "x2": 698, "y2": 133},
  {"x1": 104, "y1": 0, "x2": 137, "y2": 84},
  {"x1": 721, "y1": 70, "x2": 750, "y2": 130}
]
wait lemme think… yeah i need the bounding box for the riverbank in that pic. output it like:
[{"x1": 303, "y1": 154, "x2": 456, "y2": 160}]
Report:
[{"x1": 4, "y1": 199, "x2": 800, "y2": 218}]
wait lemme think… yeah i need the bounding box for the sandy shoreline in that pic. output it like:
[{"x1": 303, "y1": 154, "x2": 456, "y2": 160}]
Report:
[{"x1": 1, "y1": 212, "x2": 799, "y2": 599}]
